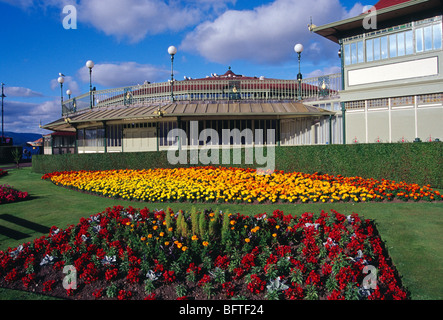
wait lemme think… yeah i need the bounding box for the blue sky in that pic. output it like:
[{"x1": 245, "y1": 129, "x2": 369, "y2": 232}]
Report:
[{"x1": 0, "y1": 0, "x2": 374, "y2": 134}]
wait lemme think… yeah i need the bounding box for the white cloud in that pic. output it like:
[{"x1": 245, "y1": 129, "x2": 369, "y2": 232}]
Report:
[
  {"x1": 3, "y1": 99, "x2": 60, "y2": 133},
  {"x1": 306, "y1": 65, "x2": 341, "y2": 78},
  {"x1": 77, "y1": 62, "x2": 170, "y2": 88},
  {"x1": 4, "y1": 86, "x2": 43, "y2": 98},
  {"x1": 76, "y1": 0, "x2": 200, "y2": 43},
  {"x1": 181, "y1": 0, "x2": 358, "y2": 65},
  {"x1": 1, "y1": 0, "x2": 236, "y2": 43},
  {"x1": 50, "y1": 76, "x2": 81, "y2": 96}
]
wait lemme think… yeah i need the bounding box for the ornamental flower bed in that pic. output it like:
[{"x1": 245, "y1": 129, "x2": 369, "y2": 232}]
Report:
[
  {"x1": 0, "y1": 206, "x2": 408, "y2": 300},
  {"x1": 0, "y1": 185, "x2": 30, "y2": 204},
  {"x1": 0, "y1": 169, "x2": 7, "y2": 178},
  {"x1": 42, "y1": 167, "x2": 442, "y2": 204}
]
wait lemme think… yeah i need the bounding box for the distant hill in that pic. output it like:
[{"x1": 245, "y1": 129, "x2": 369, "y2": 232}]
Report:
[{"x1": 2, "y1": 131, "x2": 43, "y2": 146}]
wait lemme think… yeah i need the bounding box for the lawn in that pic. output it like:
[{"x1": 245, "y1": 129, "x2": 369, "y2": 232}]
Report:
[{"x1": 0, "y1": 167, "x2": 442, "y2": 300}]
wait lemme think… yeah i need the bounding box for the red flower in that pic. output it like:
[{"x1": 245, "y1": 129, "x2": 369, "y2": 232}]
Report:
[
  {"x1": 163, "y1": 270, "x2": 176, "y2": 283},
  {"x1": 105, "y1": 268, "x2": 118, "y2": 281},
  {"x1": 145, "y1": 293, "x2": 156, "y2": 300},
  {"x1": 222, "y1": 281, "x2": 235, "y2": 297},
  {"x1": 92, "y1": 289, "x2": 103, "y2": 299},
  {"x1": 285, "y1": 284, "x2": 304, "y2": 300},
  {"x1": 117, "y1": 289, "x2": 132, "y2": 300},
  {"x1": 43, "y1": 280, "x2": 56, "y2": 292},
  {"x1": 214, "y1": 255, "x2": 230, "y2": 270},
  {"x1": 247, "y1": 274, "x2": 266, "y2": 294},
  {"x1": 127, "y1": 267, "x2": 140, "y2": 284}
]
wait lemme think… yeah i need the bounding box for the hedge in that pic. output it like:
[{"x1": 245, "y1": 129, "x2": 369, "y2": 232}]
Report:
[{"x1": 32, "y1": 142, "x2": 443, "y2": 188}]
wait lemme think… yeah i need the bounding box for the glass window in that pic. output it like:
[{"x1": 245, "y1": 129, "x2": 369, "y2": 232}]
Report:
[
  {"x1": 366, "y1": 39, "x2": 373, "y2": 62},
  {"x1": 381, "y1": 36, "x2": 388, "y2": 59},
  {"x1": 405, "y1": 30, "x2": 414, "y2": 55},
  {"x1": 424, "y1": 25, "x2": 433, "y2": 51},
  {"x1": 433, "y1": 23, "x2": 442, "y2": 50},
  {"x1": 389, "y1": 34, "x2": 397, "y2": 57},
  {"x1": 374, "y1": 38, "x2": 381, "y2": 60},
  {"x1": 397, "y1": 32, "x2": 405, "y2": 56},
  {"x1": 357, "y1": 41, "x2": 364, "y2": 63},
  {"x1": 344, "y1": 44, "x2": 351, "y2": 65},
  {"x1": 351, "y1": 42, "x2": 357, "y2": 64},
  {"x1": 416, "y1": 28, "x2": 424, "y2": 52},
  {"x1": 77, "y1": 129, "x2": 84, "y2": 147}
]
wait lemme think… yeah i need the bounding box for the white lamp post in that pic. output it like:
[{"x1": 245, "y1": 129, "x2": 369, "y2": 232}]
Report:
[
  {"x1": 86, "y1": 60, "x2": 94, "y2": 108},
  {"x1": 57, "y1": 75, "x2": 65, "y2": 108},
  {"x1": 66, "y1": 89, "x2": 72, "y2": 100},
  {"x1": 168, "y1": 46, "x2": 177, "y2": 101},
  {"x1": 294, "y1": 43, "x2": 304, "y2": 100}
]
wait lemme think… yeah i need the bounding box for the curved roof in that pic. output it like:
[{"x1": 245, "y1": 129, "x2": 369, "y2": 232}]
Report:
[{"x1": 43, "y1": 101, "x2": 334, "y2": 132}]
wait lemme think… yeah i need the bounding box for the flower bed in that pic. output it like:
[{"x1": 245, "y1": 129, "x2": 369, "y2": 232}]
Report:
[
  {"x1": 0, "y1": 185, "x2": 30, "y2": 204},
  {"x1": 0, "y1": 169, "x2": 7, "y2": 178},
  {"x1": 0, "y1": 206, "x2": 408, "y2": 300},
  {"x1": 42, "y1": 167, "x2": 442, "y2": 204}
]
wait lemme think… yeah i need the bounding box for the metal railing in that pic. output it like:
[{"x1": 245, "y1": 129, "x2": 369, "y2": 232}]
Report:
[{"x1": 62, "y1": 73, "x2": 341, "y2": 115}]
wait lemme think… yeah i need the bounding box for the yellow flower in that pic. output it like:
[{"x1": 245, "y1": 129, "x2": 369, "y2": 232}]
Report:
[
  {"x1": 168, "y1": 227, "x2": 173, "y2": 232},
  {"x1": 245, "y1": 238, "x2": 251, "y2": 243},
  {"x1": 177, "y1": 243, "x2": 183, "y2": 249},
  {"x1": 140, "y1": 236, "x2": 146, "y2": 241},
  {"x1": 153, "y1": 226, "x2": 158, "y2": 231},
  {"x1": 125, "y1": 221, "x2": 131, "y2": 226},
  {"x1": 192, "y1": 235, "x2": 198, "y2": 241},
  {"x1": 182, "y1": 246, "x2": 188, "y2": 252},
  {"x1": 159, "y1": 232, "x2": 165, "y2": 237},
  {"x1": 165, "y1": 241, "x2": 170, "y2": 246},
  {"x1": 272, "y1": 233, "x2": 277, "y2": 238},
  {"x1": 275, "y1": 225, "x2": 280, "y2": 230},
  {"x1": 148, "y1": 234, "x2": 153, "y2": 238},
  {"x1": 202, "y1": 241, "x2": 209, "y2": 247},
  {"x1": 230, "y1": 220, "x2": 236, "y2": 225}
]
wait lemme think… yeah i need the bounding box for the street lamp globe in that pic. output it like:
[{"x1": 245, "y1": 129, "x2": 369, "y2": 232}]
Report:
[
  {"x1": 66, "y1": 89, "x2": 72, "y2": 96},
  {"x1": 57, "y1": 76, "x2": 65, "y2": 84},
  {"x1": 86, "y1": 60, "x2": 95, "y2": 69},
  {"x1": 168, "y1": 46, "x2": 177, "y2": 56},
  {"x1": 294, "y1": 43, "x2": 304, "y2": 54}
]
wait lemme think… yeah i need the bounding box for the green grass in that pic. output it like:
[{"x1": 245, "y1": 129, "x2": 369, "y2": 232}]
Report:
[{"x1": 0, "y1": 167, "x2": 442, "y2": 300}]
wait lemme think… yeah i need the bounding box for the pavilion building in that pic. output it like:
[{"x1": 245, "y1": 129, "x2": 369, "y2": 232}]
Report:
[{"x1": 43, "y1": 68, "x2": 341, "y2": 154}]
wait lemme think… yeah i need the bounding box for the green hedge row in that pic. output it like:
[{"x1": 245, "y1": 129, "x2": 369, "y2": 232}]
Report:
[{"x1": 32, "y1": 142, "x2": 443, "y2": 188}]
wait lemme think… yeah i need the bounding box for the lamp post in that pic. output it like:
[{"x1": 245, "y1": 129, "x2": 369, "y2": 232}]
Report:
[
  {"x1": 294, "y1": 43, "x2": 304, "y2": 101},
  {"x1": 168, "y1": 46, "x2": 177, "y2": 101},
  {"x1": 66, "y1": 89, "x2": 72, "y2": 100},
  {"x1": 86, "y1": 60, "x2": 94, "y2": 108},
  {"x1": 57, "y1": 75, "x2": 65, "y2": 109},
  {"x1": 1, "y1": 83, "x2": 5, "y2": 145}
]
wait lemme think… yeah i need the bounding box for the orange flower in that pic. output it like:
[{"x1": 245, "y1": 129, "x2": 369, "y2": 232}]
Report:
[{"x1": 245, "y1": 238, "x2": 251, "y2": 243}]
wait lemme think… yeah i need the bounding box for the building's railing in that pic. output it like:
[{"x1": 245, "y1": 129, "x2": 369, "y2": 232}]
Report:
[{"x1": 62, "y1": 73, "x2": 341, "y2": 115}]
